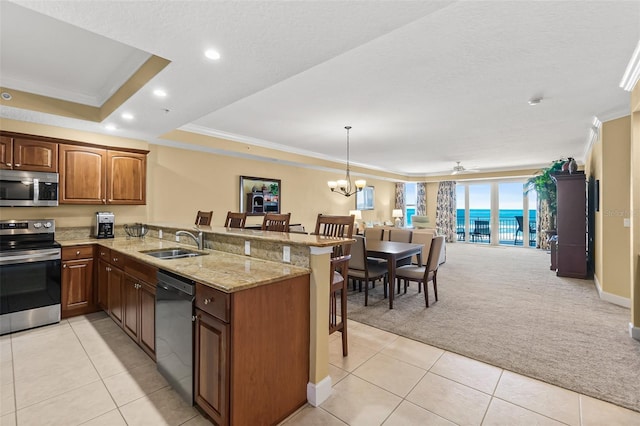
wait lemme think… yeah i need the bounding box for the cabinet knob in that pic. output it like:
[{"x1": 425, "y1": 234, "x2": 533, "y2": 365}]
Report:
[
  {"x1": 113, "y1": 257, "x2": 118, "y2": 262},
  {"x1": 76, "y1": 250, "x2": 80, "y2": 255},
  {"x1": 5, "y1": 163, "x2": 11, "y2": 167},
  {"x1": 203, "y1": 297, "x2": 213, "y2": 305},
  {"x1": 192, "y1": 315, "x2": 198, "y2": 322},
  {"x1": 14, "y1": 164, "x2": 20, "y2": 167},
  {"x1": 63, "y1": 264, "x2": 67, "y2": 268},
  {"x1": 102, "y1": 199, "x2": 106, "y2": 204}
]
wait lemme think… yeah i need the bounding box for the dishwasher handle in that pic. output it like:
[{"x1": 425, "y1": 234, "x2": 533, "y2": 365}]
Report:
[{"x1": 157, "y1": 269, "x2": 195, "y2": 296}]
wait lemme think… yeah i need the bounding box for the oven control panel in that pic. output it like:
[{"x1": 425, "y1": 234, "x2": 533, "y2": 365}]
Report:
[{"x1": 0, "y1": 219, "x2": 56, "y2": 235}]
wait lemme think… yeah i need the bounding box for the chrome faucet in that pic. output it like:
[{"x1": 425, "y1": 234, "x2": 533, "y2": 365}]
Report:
[{"x1": 176, "y1": 228, "x2": 205, "y2": 250}]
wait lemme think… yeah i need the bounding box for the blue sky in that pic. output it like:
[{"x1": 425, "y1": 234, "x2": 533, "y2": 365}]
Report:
[{"x1": 456, "y1": 182, "x2": 536, "y2": 210}]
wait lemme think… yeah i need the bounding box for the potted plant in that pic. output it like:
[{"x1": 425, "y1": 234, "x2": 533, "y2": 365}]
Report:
[{"x1": 525, "y1": 159, "x2": 566, "y2": 248}]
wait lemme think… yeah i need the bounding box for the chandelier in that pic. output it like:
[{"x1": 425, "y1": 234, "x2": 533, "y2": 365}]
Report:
[{"x1": 327, "y1": 126, "x2": 366, "y2": 197}]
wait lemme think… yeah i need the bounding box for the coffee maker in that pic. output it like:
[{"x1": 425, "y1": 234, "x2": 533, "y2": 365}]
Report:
[{"x1": 94, "y1": 212, "x2": 115, "y2": 239}]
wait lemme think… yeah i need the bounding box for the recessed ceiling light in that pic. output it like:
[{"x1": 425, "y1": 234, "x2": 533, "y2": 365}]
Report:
[
  {"x1": 153, "y1": 89, "x2": 167, "y2": 98},
  {"x1": 1, "y1": 92, "x2": 12, "y2": 101},
  {"x1": 528, "y1": 97, "x2": 542, "y2": 106},
  {"x1": 204, "y1": 49, "x2": 221, "y2": 60},
  {"x1": 105, "y1": 124, "x2": 117, "y2": 131},
  {"x1": 121, "y1": 112, "x2": 134, "y2": 121}
]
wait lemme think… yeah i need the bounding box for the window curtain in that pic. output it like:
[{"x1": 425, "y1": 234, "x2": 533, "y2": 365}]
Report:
[
  {"x1": 436, "y1": 181, "x2": 457, "y2": 242},
  {"x1": 416, "y1": 182, "x2": 427, "y2": 215},
  {"x1": 395, "y1": 183, "x2": 405, "y2": 226}
]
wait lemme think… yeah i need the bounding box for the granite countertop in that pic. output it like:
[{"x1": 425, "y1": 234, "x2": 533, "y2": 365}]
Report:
[
  {"x1": 59, "y1": 237, "x2": 310, "y2": 293},
  {"x1": 146, "y1": 222, "x2": 354, "y2": 247}
]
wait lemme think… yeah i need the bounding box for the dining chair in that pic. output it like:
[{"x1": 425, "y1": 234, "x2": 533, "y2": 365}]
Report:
[
  {"x1": 195, "y1": 210, "x2": 213, "y2": 226},
  {"x1": 313, "y1": 214, "x2": 355, "y2": 356},
  {"x1": 387, "y1": 229, "x2": 412, "y2": 243},
  {"x1": 364, "y1": 227, "x2": 384, "y2": 241},
  {"x1": 410, "y1": 231, "x2": 435, "y2": 265},
  {"x1": 388, "y1": 229, "x2": 414, "y2": 273},
  {"x1": 261, "y1": 212, "x2": 291, "y2": 232},
  {"x1": 395, "y1": 236, "x2": 445, "y2": 307},
  {"x1": 347, "y1": 235, "x2": 388, "y2": 306},
  {"x1": 224, "y1": 211, "x2": 247, "y2": 228}
]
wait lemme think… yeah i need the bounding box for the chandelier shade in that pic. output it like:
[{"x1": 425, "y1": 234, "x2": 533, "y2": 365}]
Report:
[{"x1": 328, "y1": 126, "x2": 366, "y2": 197}]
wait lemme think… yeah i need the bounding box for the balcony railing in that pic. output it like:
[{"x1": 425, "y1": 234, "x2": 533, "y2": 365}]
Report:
[{"x1": 456, "y1": 217, "x2": 536, "y2": 246}]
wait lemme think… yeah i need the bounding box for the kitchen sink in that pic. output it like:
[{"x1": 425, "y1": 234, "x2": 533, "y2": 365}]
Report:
[{"x1": 141, "y1": 247, "x2": 209, "y2": 260}]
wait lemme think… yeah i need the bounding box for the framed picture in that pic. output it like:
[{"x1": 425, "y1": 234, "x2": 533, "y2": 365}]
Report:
[
  {"x1": 356, "y1": 185, "x2": 375, "y2": 210},
  {"x1": 240, "y1": 176, "x2": 281, "y2": 216}
]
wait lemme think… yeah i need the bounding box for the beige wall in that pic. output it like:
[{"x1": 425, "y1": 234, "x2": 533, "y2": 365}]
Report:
[
  {"x1": 631, "y1": 82, "x2": 640, "y2": 331},
  {"x1": 585, "y1": 121, "x2": 604, "y2": 290},
  {"x1": 0, "y1": 119, "x2": 397, "y2": 229},
  {"x1": 148, "y1": 144, "x2": 396, "y2": 229},
  {"x1": 600, "y1": 117, "x2": 631, "y2": 299}
]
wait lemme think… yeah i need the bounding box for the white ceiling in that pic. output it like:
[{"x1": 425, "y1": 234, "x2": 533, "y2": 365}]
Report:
[{"x1": 1, "y1": 1, "x2": 638, "y2": 177}]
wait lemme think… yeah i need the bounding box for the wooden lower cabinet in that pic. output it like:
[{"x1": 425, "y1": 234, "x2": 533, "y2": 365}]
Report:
[
  {"x1": 122, "y1": 275, "x2": 156, "y2": 359},
  {"x1": 96, "y1": 250, "x2": 156, "y2": 359},
  {"x1": 107, "y1": 264, "x2": 125, "y2": 327},
  {"x1": 194, "y1": 274, "x2": 310, "y2": 426},
  {"x1": 195, "y1": 309, "x2": 229, "y2": 426},
  {"x1": 61, "y1": 246, "x2": 96, "y2": 318}
]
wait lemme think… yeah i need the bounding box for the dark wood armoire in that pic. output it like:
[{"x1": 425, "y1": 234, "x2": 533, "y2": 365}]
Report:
[{"x1": 552, "y1": 172, "x2": 588, "y2": 278}]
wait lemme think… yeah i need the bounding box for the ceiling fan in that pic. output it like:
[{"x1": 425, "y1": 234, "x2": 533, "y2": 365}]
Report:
[{"x1": 451, "y1": 162, "x2": 480, "y2": 175}]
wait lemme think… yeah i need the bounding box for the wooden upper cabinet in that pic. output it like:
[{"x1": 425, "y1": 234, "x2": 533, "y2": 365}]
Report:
[
  {"x1": 0, "y1": 136, "x2": 12, "y2": 170},
  {"x1": 107, "y1": 150, "x2": 146, "y2": 204},
  {"x1": 59, "y1": 144, "x2": 107, "y2": 204},
  {"x1": 0, "y1": 136, "x2": 57, "y2": 172}
]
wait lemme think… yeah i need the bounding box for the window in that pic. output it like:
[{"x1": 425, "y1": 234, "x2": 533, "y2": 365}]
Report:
[{"x1": 405, "y1": 182, "x2": 417, "y2": 227}]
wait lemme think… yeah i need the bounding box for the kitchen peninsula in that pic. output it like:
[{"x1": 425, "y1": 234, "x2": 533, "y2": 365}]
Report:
[{"x1": 58, "y1": 223, "x2": 352, "y2": 424}]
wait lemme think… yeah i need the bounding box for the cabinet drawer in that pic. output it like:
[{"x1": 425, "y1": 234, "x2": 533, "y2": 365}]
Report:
[
  {"x1": 62, "y1": 245, "x2": 94, "y2": 260},
  {"x1": 110, "y1": 252, "x2": 124, "y2": 267},
  {"x1": 97, "y1": 247, "x2": 111, "y2": 261},
  {"x1": 125, "y1": 257, "x2": 158, "y2": 284},
  {"x1": 195, "y1": 283, "x2": 230, "y2": 323}
]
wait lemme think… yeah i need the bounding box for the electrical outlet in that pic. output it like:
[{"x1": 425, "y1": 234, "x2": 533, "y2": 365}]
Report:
[
  {"x1": 283, "y1": 246, "x2": 291, "y2": 263},
  {"x1": 175, "y1": 234, "x2": 180, "y2": 242},
  {"x1": 158, "y1": 229, "x2": 163, "y2": 239},
  {"x1": 244, "y1": 241, "x2": 251, "y2": 255},
  {"x1": 624, "y1": 218, "x2": 631, "y2": 228}
]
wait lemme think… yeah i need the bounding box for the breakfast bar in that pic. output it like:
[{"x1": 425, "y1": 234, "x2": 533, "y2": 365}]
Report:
[{"x1": 57, "y1": 223, "x2": 351, "y2": 424}]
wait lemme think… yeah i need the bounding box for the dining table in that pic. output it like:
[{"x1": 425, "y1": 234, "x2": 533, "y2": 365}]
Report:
[{"x1": 365, "y1": 239, "x2": 424, "y2": 309}]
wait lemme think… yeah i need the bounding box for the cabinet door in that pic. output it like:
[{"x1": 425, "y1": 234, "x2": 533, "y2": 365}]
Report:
[
  {"x1": 59, "y1": 144, "x2": 107, "y2": 204},
  {"x1": 108, "y1": 266, "x2": 124, "y2": 326},
  {"x1": 195, "y1": 309, "x2": 229, "y2": 426},
  {"x1": 123, "y1": 276, "x2": 140, "y2": 341},
  {"x1": 0, "y1": 136, "x2": 12, "y2": 170},
  {"x1": 139, "y1": 281, "x2": 156, "y2": 359},
  {"x1": 61, "y1": 258, "x2": 94, "y2": 318},
  {"x1": 107, "y1": 150, "x2": 146, "y2": 204},
  {"x1": 97, "y1": 259, "x2": 110, "y2": 311},
  {"x1": 13, "y1": 139, "x2": 58, "y2": 172}
]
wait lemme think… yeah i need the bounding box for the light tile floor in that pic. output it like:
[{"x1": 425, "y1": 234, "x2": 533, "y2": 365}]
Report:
[{"x1": 1, "y1": 313, "x2": 639, "y2": 426}]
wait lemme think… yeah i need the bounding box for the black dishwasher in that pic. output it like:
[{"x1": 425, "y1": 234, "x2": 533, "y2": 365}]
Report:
[{"x1": 155, "y1": 269, "x2": 195, "y2": 405}]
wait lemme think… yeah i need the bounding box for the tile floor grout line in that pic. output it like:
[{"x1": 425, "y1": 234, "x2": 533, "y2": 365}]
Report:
[
  {"x1": 70, "y1": 315, "x2": 133, "y2": 425},
  {"x1": 479, "y1": 395, "x2": 494, "y2": 425},
  {"x1": 490, "y1": 395, "x2": 574, "y2": 425},
  {"x1": 8, "y1": 333, "x2": 17, "y2": 426}
]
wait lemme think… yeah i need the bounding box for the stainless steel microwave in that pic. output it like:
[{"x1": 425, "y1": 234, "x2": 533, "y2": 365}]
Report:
[{"x1": 0, "y1": 170, "x2": 59, "y2": 207}]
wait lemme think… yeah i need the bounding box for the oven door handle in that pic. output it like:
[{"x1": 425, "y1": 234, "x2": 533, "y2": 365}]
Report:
[{"x1": 0, "y1": 248, "x2": 61, "y2": 265}]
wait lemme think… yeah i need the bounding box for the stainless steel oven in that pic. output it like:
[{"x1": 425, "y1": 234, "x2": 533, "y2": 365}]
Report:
[
  {"x1": 0, "y1": 219, "x2": 61, "y2": 335},
  {"x1": 0, "y1": 170, "x2": 59, "y2": 207}
]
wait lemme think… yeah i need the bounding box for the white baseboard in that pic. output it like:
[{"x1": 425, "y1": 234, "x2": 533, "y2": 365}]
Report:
[
  {"x1": 593, "y1": 275, "x2": 631, "y2": 308},
  {"x1": 307, "y1": 376, "x2": 332, "y2": 407},
  {"x1": 629, "y1": 323, "x2": 640, "y2": 341}
]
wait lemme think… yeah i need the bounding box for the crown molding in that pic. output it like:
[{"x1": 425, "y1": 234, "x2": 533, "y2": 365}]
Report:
[{"x1": 620, "y1": 40, "x2": 640, "y2": 92}]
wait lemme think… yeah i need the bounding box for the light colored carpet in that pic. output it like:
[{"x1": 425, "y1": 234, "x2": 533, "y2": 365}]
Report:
[{"x1": 346, "y1": 243, "x2": 640, "y2": 412}]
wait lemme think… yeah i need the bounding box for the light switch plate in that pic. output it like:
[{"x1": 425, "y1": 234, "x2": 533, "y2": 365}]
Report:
[
  {"x1": 244, "y1": 241, "x2": 251, "y2": 255},
  {"x1": 283, "y1": 246, "x2": 291, "y2": 263},
  {"x1": 159, "y1": 230, "x2": 163, "y2": 239}
]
